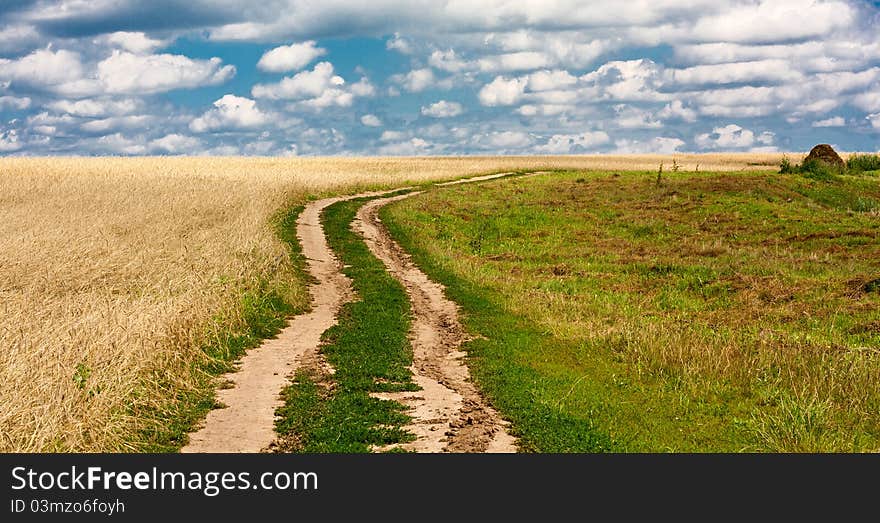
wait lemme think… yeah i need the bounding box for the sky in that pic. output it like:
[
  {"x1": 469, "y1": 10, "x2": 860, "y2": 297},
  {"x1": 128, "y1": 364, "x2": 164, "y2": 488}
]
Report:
[{"x1": 0, "y1": 0, "x2": 879, "y2": 156}]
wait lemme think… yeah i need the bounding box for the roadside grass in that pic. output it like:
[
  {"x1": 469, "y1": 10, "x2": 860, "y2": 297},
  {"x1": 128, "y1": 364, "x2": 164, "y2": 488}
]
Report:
[
  {"x1": 274, "y1": 195, "x2": 418, "y2": 452},
  {"x1": 382, "y1": 170, "x2": 880, "y2": 452}
]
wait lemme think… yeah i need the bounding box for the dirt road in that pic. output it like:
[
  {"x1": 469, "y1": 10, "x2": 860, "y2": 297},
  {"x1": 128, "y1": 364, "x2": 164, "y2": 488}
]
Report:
[
  {"x1": 183, "y1": 173, "x2": 519, "y2": 453},
  {"x1": 355, "y1": 178, "x2": 517, "y2": 453},
  {"x1": 182, "y1": 191, "x2": 391, "y2": 453}
]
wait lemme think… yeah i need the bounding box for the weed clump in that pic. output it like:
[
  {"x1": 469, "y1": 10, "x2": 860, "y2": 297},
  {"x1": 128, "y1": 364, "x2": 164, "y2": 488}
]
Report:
[{"x1": 846, "y1": 153, "x2": 880, "y2": 175}]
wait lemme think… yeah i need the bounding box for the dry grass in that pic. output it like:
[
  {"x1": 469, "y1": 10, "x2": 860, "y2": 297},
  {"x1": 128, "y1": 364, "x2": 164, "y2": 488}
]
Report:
[{"x1": 0, "y1": 154, "x2": 799, "y2": 452}]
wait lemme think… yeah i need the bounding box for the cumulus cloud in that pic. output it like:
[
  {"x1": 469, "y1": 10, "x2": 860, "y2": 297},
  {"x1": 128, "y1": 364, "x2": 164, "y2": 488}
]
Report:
[
  {"x1": 190, "y1": 95, "x2": 270, "y2": 132},
  {"x1": 0, "y1": 48, "x2": 85, "y2": 88},
  {"x1": 97, "y1": 32, "x2": 168, "y2": 54},
  {"x1": 97, "y1": 51, "x2": 235, "y2": 95},
  {"x1": 614, "y1": 137, "x2": 685, "y2": 154},
  {"x1": 421, "y1": 100, "x2": 463, "y2": 118},
  {"x1": 81, "y1": 115, "x2": 152, "y2": 133},
  {"x1": 812, "y1": 116, "x2": 846, "y2": 127},
  {"x1": 93, "y1": 133, "x2": 147, "y2": 155},
  {"x1": 536, "y1": 131, "x2": 610, "y2": 153},
  {"x1": 48, "y1": 98, "x2": 141, "y2": 117},
  {"x1": 360, "y1": 114, "x2": 382, "y2": 126},
  {"x1": 614, "y1": 105, "x2": 661, "y2": 129},
  {"x1": 0, "y1": 25, "x2": 40, "y2": 53},
  {"x1": 474, "y1": 130, "x2": 532, "y2": 150},
  {"x1": 479, "y1": 76, "x2": 528, "y2": 106},
  {"x1": 378, "y1": 137, "x2": 431, "y2": 155},
  {"x1": 252, "y1": 61, "x2": 343, "y2": 99},
  {"x1": 658, "y1": 100, "x2": 697, "y2": 123},
  {"x1": 257, "y1": 41, "x2": 327, "y2": 72},
  {"x1": 695, "y1": 124, "x2": 774, "y2": 149},
  {"x1": 0, "y1": 128, "x2": 22, "y2": 152},
  {"x1": 0, "y1": 95, "x2": 31, "y2": 110},
  {"x1": 391, "y1": 68, "x2": 436, "y2": 93},
  {"x1": 150, "y1": 133, "x2": 202, "y2": 153}
]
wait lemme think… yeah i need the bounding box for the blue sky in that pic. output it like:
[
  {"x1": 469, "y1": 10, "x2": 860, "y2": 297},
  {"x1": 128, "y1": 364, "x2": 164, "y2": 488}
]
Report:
[{"x1": 0, "y1": 0, "x2": 878, "y2": 156}]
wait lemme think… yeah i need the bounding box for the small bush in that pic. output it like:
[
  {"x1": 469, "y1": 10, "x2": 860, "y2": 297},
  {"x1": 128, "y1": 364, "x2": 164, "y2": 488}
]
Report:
[
  {"x1": 800, "y1": 159, "x2": 840, "y2": 181},
  {"x1": 779, "y1": 157, "x2": 841, "y2": 181},
  {"x1": 846, "y1": 153, "x2": 880, "y2": 174},
  {"x1": 780, "y1": 156, "x2": 795, "y2": 174}
]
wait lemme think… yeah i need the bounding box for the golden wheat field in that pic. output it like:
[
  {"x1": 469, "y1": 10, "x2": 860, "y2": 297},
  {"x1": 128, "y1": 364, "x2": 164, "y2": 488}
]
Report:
[{"x1": 0, "y1": 153, "x2": 798, "y2": 452}]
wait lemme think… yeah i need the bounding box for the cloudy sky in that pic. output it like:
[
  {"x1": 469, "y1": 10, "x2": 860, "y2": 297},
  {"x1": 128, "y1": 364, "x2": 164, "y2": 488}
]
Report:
[{"x1": 1, "y1": 0, "x2": 879, "y2": 156}]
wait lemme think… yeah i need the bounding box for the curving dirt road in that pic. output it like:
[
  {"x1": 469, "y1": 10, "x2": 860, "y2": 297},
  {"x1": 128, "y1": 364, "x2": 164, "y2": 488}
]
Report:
[
  {"x1": 183, "y1": 173, "x2": 520, "y2": 453},
  {"x1": 182, "y1": 190, "x2": 393, "y2": 453},
  {"x1": 355, "y1": 183, "x2": 517, "y2": 453}
]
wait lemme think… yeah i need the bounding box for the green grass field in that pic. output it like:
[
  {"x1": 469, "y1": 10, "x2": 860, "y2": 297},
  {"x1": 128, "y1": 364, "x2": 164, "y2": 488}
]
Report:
[{"x1": 383, "y1": 169, "x2": 880, "y2": 452}]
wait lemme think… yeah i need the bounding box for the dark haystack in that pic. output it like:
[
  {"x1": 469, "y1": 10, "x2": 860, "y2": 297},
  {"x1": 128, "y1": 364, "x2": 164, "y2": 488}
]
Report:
[{"x1": 805, "y1": 144, "x2": 845, "y2": 169}]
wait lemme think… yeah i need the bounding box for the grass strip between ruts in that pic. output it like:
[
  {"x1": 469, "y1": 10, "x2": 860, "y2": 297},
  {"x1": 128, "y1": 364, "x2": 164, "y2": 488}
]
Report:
[{"x1": 275, "y1": 194, "x2": 418, "y2": 452}]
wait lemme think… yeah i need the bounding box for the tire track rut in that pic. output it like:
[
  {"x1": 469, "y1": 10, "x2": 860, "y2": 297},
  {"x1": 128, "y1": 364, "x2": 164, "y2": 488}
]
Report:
[{"x1": 355, "y1": 184, "x2": 517, "y2": 453}]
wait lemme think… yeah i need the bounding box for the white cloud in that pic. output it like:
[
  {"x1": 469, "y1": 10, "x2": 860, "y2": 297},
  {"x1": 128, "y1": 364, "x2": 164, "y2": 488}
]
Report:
[
  {"x1": 613, "y1": 105, "x2": 661, "y2": 129},
  {"x1": 190, "y1": 95, "x2": 270, "y2": 132},
  {"x1": 391, "y1": 68, "x2": 435, "y2": 93},
  {"x1": 257, "y1": 41, "x2": 327, "y2": 73},
  {"x1": 695, "y1": 124, "x2": 774, "y2": 149},
  {"x1": 614, "y1": 137, "x2": 686, "y2": 154},
  {"x1": 536, "y1": 131, "x2": 610, "y2": 153},
  {"x1": 0, "y1": 128, "x2": 22, "y2": 152},
  {"x1": 360, "y1": 114, "x2": 382, "y2": 126},
  {"x1": 0, "y1": 25, "x2": 40, "y2": 53},
  {"x1": 98, "y1": 32, "x2": 167, "y2": 54},
  {"x1": 812, "y1": 116, "x2": 846, "y2": 128},
  {"x1": 81, "y1": 115, "x2": 152, "y2": 133},
  {"x1": 348, "y1": 77, "x2": 376, "y2": 97},
  {"x1": 867, "y1": 113, "x2": 880, "y2": 130},
  {"x1": 252, "y1": 62, "x2": 343, "y2": 99},
  {"x1": 296, "y1": 88, "x2": 353, "y2": 109},
  {"x1": 477, "y1": 52, "x2": 552, "y2": 73},
  {"x1": 581, "y1": 59, "x2": 667, "y2": 102},
  {"x1": 0, "y1": 95, "x2": 31, "y2": 110},
  {"x1": 690, "y1": 0, "x2": 856, "y2": 44},
  {"x1": 853, "y1": 90, "x2": 880, "y2": 112},
  {"x1": 32, "y1": 125, "x2": 56, "y2": 136},
  {"x1": 97, "y1": 51, "x2": 235, "y2": 95},
  {"x1": 48, "y1": 98, "x2": 141, "y2": 117},
  {"x1": 0, "y1": 48, "x2": 85, "y2": 87},
  {"x1": 378, "y1": 137, "x2": 431, "y2": 155},
  {"x1": 94, "y1": 133, "x2": 147, "y2": 155},
  {"x1": 658, "y1": 100, "x2": 697, "y2": 122},
  {"x1": 479, "y1": 76, "x2": 528, "y2": 106},
  {"x1": 476, "y1": 130, "x2": 532, "y2": 150},
  {"x1": 150, "y1": 133, "x2": 202, "y2": 153},
  {"x1": 386, "y1": 33, "x2": 413, "y2": 54},
  {"x1": 421, "y1": 100, "x2": 463, "y2": 118},
  {"x1": 526, "y1": 70, "x2": 578, "y2": 92},
  {"x1": 380, "y1": 130, "x2": 406, "y2": 141},
  {"x1": 667, "y1": 60, "x2": 803, "y2": 85},
  {"x1": 429, "y1": 49, "x2": 469, "y2": 73}
]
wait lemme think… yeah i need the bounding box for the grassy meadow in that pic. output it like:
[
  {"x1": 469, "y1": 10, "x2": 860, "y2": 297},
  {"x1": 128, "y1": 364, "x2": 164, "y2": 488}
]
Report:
[
  {"x1": 383, "y1": 168, "x2": 880, "y2": 452},
  {"x1": 1, "y1": 154, "x2": 791, "y2": 452}
]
